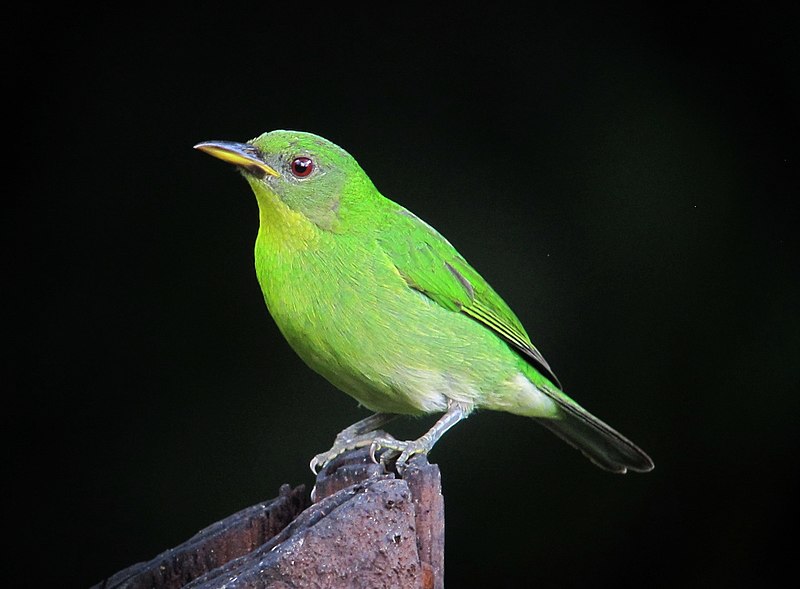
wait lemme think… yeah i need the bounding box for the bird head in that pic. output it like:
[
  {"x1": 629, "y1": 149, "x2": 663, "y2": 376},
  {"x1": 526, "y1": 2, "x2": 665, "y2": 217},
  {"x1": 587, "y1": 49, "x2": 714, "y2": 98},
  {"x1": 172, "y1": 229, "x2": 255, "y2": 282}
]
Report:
[{"x1": 195, "y1": 130, "x2": 370, "y2": 231}]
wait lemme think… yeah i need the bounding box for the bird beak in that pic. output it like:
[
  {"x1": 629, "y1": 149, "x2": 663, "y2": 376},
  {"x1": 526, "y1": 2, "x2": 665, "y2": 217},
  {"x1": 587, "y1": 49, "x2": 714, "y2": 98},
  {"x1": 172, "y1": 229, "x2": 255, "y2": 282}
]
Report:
[{"x1": 193, "y1": 141, "x2": 280, "y2": 178}]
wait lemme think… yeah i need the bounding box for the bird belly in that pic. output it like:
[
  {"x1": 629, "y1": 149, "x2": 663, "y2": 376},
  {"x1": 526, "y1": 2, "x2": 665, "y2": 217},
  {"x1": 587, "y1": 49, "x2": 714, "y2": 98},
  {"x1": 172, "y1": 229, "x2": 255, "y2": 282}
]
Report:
[{"x1": 255, "y1": 241, "x2": 555, "y2": 417}]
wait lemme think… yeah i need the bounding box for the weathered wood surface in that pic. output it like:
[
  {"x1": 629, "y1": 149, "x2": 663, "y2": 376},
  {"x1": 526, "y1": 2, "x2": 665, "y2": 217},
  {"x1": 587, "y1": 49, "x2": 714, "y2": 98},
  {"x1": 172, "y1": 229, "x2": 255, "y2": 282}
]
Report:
[{"x1": 93, "y1": 446, "x2": 444, "y2": 589}]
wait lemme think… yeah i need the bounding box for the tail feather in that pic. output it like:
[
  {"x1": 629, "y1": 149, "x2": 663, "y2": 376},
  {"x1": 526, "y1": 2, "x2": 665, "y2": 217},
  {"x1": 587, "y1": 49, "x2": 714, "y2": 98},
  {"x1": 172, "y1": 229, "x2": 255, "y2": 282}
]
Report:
[{"x1": 535, "y1": 387, "x2": 654, "y2": 473}]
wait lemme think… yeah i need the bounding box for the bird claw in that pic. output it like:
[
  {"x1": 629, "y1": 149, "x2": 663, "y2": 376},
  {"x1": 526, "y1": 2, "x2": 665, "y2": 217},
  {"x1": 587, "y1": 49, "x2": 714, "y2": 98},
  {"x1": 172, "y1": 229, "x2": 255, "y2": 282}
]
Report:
[
  {"x1": 309, "y1": 432, "x2": 399, "y2": 474},
  {"x1": 368, "y1": 436, "x2": 431, "y2": 474},
  {"x1": 309, "y1": 452, "x2": 333, "y2": 475}
]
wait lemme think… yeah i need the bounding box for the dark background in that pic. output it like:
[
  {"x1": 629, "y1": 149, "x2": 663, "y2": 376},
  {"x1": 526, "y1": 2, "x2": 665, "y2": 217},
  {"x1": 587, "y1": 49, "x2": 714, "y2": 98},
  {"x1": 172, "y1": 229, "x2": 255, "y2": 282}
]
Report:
[{"x1": 12, "y1": 5, "x2": 797, "y2": 588}]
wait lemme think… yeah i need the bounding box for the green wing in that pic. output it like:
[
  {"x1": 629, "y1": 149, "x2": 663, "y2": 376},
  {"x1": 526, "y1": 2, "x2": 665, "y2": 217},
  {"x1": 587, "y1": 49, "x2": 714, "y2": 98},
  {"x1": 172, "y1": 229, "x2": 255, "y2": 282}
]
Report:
[{"x1": 379, "y1": 208, "x2": 562, "y2": 389}]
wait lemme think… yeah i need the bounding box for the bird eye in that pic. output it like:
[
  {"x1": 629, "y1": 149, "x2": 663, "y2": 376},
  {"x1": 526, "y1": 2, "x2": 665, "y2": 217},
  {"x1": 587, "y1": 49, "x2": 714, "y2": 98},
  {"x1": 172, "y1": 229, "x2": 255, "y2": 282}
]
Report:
[{"x1": 290, "y1": 156, "x2": 314, "y2": 178}]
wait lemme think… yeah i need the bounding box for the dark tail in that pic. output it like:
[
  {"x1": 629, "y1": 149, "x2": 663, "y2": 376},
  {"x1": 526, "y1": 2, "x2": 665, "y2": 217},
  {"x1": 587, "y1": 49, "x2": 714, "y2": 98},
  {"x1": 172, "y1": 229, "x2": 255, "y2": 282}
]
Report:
[{"x1": 534, "y1": 387, "x2": 654, "y2": 473}]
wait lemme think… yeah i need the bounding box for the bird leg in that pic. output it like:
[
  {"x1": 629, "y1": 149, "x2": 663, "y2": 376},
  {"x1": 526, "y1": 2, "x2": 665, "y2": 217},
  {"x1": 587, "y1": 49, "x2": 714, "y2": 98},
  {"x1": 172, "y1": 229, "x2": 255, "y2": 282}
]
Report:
[
  {"x1": 310, "y1": 412, "x2": 399, "y2": 473},
  {"x1": 370, "y1": 400, "x2": 471, "y2": 473}
]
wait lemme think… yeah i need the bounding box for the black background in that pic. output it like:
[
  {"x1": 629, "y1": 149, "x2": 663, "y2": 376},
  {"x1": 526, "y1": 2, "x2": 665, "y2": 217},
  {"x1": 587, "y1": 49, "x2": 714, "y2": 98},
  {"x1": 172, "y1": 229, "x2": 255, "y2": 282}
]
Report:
[{"x1": 12, "y1": 6, "x2": 797, "y2": 588}]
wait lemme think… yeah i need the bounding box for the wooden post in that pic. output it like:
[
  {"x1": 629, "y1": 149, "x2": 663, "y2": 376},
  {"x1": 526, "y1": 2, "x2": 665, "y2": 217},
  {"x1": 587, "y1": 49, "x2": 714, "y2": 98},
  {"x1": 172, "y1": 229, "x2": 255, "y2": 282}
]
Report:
[{"x1": 93, "y1": 444, "x2": 444, "y2": 589}]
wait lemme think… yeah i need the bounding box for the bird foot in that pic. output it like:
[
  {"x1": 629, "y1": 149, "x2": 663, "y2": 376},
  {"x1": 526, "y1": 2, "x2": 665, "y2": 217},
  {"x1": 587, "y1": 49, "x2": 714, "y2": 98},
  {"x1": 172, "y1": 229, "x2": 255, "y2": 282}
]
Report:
[
  {"x1": 310, "y1": 431, "x2": 398, "y2": 474},
  {"x1": 369, "y1": 435, "x2": 434, "y2": 474}
]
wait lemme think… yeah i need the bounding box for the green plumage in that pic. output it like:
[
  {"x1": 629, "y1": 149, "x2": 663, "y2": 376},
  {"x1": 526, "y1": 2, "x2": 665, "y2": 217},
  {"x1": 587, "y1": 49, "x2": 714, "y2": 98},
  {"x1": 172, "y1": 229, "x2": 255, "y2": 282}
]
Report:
[{"x1": 194, "y1": 130, "x2": 653, "y2": 474}]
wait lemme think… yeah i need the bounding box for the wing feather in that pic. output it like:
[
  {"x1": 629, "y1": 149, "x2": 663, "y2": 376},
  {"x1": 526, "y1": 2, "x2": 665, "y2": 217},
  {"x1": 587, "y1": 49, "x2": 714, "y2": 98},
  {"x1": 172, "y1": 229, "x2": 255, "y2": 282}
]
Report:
[{"x1": 379, "y1": 208, "x2": 562, "y2": 389}]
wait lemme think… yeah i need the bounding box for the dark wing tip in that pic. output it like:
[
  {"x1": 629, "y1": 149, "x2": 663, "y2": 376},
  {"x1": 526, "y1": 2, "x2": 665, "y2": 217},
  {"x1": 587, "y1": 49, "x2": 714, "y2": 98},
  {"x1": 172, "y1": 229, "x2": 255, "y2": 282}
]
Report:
[{"x1": 516, "y1": 346, "x2": 563, "y2": 391}]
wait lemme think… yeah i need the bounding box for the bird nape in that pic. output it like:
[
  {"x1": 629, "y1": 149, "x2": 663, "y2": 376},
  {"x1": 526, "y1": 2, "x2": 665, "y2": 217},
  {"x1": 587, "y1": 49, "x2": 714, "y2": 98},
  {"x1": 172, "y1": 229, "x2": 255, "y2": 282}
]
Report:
[{"x1": 194, "y1": 130, "x2": 654, "y2": 475}]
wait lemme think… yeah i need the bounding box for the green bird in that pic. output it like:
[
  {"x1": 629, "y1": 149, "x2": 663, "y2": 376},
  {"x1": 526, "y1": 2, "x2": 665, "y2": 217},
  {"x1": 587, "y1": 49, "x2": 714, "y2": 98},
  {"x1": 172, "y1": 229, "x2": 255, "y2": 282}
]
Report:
[{"x1": 194, "y1": 130, "x2": 654, "y2": 474}]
